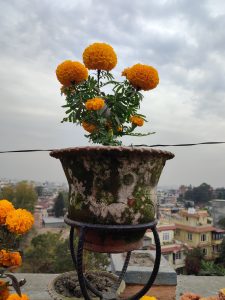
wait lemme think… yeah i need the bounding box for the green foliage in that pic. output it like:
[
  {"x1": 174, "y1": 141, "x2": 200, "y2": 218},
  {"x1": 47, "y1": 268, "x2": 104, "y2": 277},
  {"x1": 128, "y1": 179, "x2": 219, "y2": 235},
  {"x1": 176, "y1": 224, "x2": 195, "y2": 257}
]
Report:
[
  {"x1": 14, "y1": 181, "x2": 37, "y2": 213},
  {"x1": 217, "y1": 238, "x2": 225, "y2": 266},
  {"x1": 218, "y1": 218, "x2": 225, "y2": 229},
  {"x1": 199, "y1": 260, "x2": 225, "y2": 276},
  {"x1": 184, "y1": 183, "x2": 213, "y2": 205},
  {"x1": 185, "y1": 247, "x2": 205, "y2": 275},
  {"x1": 0, "y1": 185, "x2": 15, "y2": 205},
  {"x1": 54, "y1": 192, "x2": 65, "y2": 217},
  {"x1": 22, "y1": 232, "x2": 109, "y2": 273},
  {"x1": 214, "y1": 188, "x2": 225, "y2": 199},
  {"x1": 61, "y1": 71, "x2": 154, "y2": 145},
  {"x1": 0, "y1": 182, "x2": 37, "y2": 213}
]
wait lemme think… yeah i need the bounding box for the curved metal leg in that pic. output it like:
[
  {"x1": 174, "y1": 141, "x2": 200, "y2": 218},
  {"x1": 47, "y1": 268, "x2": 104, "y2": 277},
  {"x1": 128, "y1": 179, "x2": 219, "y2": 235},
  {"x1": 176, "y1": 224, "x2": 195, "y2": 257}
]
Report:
[
  {"x1": 127, "y1": 226, "x2": 161, "y2": 300},
  {"x1": 69, "y1": 226, "x2": 102, "y2": 298},
  {"x1": 77, "y1": 227, "x2": 92, "y2": 300},
  {"x1": 117, "y1": 251, "x2": 131, "y2": 287}
]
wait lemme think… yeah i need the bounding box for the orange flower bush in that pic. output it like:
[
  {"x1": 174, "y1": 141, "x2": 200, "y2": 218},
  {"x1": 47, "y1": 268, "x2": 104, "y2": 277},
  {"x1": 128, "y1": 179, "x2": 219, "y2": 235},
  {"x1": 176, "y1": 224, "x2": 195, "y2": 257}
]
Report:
[
  {"x1": 83, "y1": 42, "x2": 117, "y2": 71},
  {"x1": 5, "y1": 209, "x2": 34, "y2": 235},
  {"x1": 0, "y1": 250, "x2": 22, "y2": 267},
  {"x1": 0, "y1": 200, "x2": 14, "y2": 225},
  {"x1": 130, "y1": 116, "x2": 144, "y2": 126},
  {"x1": 6, "y1": 294, "x2": 29, "y2": 300},
  {"x1": 56, "y1": 60, "x2": 88, "y2": 86},
  {"x1": 0, "y1": 279, "x2": 9, "y2": 300},
  {"x1": 85, "y1": 98, "x2": 105, "y2": 111},
  {"x1": 56, "y1": 42, "x2": 159, "y2": 145},
  {"x1": 0, "y1": 200, "x2": 32, "y2": 299},
  {"x1": 82, "y1": 121, "x2": 97, "y2": 133},
  {"x1": 122, "y1": 63, "x2": 159, "y2": 91}
]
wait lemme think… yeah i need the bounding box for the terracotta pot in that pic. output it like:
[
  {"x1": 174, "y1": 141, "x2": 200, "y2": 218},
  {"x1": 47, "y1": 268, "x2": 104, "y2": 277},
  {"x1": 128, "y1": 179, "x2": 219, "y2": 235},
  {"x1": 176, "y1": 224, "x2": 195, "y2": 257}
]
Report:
[
  {"x1": 50, "y1": 146, "x2": 174, "y2": 252},
  {"x1": 48, "y1": 271, "x2": 126, "y2": 300}
]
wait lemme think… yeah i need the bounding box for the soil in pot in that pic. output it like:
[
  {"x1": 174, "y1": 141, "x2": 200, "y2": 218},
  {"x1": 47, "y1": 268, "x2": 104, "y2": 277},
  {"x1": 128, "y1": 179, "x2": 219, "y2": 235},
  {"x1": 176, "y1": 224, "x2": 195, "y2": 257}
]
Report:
[{"x1": 49, "y1": 271, "x2": 125, "y2": 299}]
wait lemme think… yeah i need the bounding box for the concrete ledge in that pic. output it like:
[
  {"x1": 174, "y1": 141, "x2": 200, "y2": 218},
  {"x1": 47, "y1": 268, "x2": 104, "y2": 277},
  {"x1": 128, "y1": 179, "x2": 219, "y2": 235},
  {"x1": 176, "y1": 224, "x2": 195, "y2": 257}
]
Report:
[
  {"x1": 111, "y1": 250, "x2": 177, "y2": 285},
  {"x1": 11, "y1": 273, "x2": 225, "y2": 300}
]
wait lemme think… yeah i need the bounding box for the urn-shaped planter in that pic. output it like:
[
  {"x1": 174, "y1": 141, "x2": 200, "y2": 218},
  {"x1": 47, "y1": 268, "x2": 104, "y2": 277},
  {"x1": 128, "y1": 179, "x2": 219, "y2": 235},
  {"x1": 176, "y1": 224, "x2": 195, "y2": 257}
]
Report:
[{"x1": 50, "y1": 146, "x2": 174, "y2": 252}]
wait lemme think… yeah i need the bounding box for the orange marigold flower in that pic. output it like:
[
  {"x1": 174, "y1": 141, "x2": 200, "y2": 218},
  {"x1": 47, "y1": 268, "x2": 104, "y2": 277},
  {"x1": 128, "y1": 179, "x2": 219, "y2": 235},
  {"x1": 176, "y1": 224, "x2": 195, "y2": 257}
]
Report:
[
  {"x1": 85, "y1": 98, "x2": 105, "y2": 111},
  {"x1": 82, "y1": 121, "x2": 97, "y2": 133},
  {"x1": 0, "y1": 250, "x2": 22, "y2": 267},
  {"x1": 0, "y1": 199, "x2": 14, "y2": 225},
  {"x1": 56, "y1": 60, "x2": 88, "y2": 86},
  {"x1": 140, "y1": 297, "x2": 157, "y2": 300},
  {"x1": 117, "y1": 126, "x2": 123, "y2": 132},
  {"x1": 121, "y1": 67, "x2": 130, "y2": 77},
  {"x1": 130, "y1": 116, "x2": 144, "y2": 126},
  {"x1": 122, "y1": 63, "x2": 159, "y2": 91},
  {"x1": 83, "y1": 42, "x2": 117, "y2": 71},
  {"x1": 6, "y1": 294, "x2": 29, "y2": 300},
  {"x1": 5, "y1": 209, "x2": 34, "y2": 235},
  {"x1": 0, "y1": 279, "x2": 9, "y2": 300}
]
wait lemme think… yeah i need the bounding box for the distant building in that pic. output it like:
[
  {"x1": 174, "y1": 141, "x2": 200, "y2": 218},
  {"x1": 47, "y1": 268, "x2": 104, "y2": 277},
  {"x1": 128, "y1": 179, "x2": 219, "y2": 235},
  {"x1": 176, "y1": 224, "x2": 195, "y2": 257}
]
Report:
[
  {"x1": 42, "y1": 217, "x2": 65, "y2": 228},
  {"x1": 174, "y1": 208, "x2": 225, "y2": 260},
  {"x1": 146, "y1": 223, "x2": 187, "y2": 273},
  {"x1": 211, "y1": 199, "x2": 225, "y2": 226}
]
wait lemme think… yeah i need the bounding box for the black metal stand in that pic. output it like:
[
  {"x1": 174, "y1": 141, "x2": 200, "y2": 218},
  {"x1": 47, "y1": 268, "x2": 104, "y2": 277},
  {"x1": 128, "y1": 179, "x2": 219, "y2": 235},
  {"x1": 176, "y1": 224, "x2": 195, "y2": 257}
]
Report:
[{"x1": 64, "y1": 215, "x2": 161, "y2": 300}]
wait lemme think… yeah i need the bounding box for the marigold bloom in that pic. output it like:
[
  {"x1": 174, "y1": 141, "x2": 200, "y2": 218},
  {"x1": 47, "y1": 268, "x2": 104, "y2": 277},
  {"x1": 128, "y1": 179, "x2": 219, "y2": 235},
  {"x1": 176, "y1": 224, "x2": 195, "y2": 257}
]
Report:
[
  {"x1": 0, "y1": 279, "x2": 9, "y2": 300},
  {"x1": 130, "y1": 116, "x2": 144, "y2": 126},
  {"x1": 122, "y1": 63, "x2": 159, "y2": 91},
  {"x1": 82, "y1": 121, "x2": 96, "y2": 133},
  {"x1": 0, "y1": 250, "x2": 22, "y2": 267},
  {"x1": 85, "y1": 98, "x2": 105, "y2": 111},
  {"x1": 121, "y1": 67, "x2": 130, "y2": 77},
  {"x1": 6, "y1": 294, "x2": 29, "y2": 300},
  {"x1": 56, "y1": 60, "x2": 88, "y2": 86},
  {"x1": 5, "y1": 209, "x2": 34, "y2": 235},
  {"x1": 117, "y1": 126, "x2": 123, "y2": 132},
  {"x1": 140, "y1": 297, "x2": 157, "y2": 300},
  {"x1": 0, "y1": 199, "x2": 14, "y2": 224},
  {"x1": 83, "y1": 42, "x2": 117, "y2": 71}
]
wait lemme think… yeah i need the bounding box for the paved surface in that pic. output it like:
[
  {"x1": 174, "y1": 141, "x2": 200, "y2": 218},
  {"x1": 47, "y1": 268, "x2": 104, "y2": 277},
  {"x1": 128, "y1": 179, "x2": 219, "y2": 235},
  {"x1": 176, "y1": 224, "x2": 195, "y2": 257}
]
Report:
[
  {"x1": 14, "y1": 273, "x2": 225, "y2": 299},
  {"x1": 176, "y1": 275, "x2": 225, "y2": 298}
]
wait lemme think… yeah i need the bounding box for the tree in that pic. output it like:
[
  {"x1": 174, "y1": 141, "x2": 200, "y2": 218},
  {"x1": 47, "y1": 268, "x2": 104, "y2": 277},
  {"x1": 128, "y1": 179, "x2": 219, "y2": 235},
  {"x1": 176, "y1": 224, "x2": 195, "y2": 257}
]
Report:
[
  {"x1": 22, "y1": 232, "x2": 61, "y2": 273},
  {"x1": 185, "y1": 248, "x2": 205, "y2": 275},
  {"x1": 22, "y1": 232, "x2": 109, "y2": 273},
  {"x1": 0, "y1": 185, "x2": 15, "y2": 204},
  {"x1": 218, "y1": 218, "x2": 225, "y2": 229},
  {"x1": 184, "y1": 183, "x2": 213, "y2": 205},
  {"x1": 54, "y1": 192, "x2": 65, "y2": 217},
  {"x1": 217, "y1": 238, "x2": 225, "y2": 266},
  {"x1": 14, "y1": 181, "x2": 37, "y2": 213}
]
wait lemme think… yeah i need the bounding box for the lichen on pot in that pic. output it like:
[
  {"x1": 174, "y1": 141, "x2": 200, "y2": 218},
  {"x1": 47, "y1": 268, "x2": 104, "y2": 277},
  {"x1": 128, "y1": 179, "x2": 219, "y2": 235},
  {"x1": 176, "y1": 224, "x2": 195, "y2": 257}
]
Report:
[{"x1": 50, "y1": 146, "x2": 174, "y2": 226}]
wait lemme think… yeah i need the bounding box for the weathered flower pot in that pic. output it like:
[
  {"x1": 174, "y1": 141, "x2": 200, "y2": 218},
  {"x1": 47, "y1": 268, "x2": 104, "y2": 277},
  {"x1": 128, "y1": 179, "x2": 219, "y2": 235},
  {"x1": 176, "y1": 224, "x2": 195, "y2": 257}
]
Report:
[
  {"x1": 48, "y1": 271, "x2": 126, "y2": 300},
  {"x1": 50, "y1": 146, "x2": 174, "y2": 252}
]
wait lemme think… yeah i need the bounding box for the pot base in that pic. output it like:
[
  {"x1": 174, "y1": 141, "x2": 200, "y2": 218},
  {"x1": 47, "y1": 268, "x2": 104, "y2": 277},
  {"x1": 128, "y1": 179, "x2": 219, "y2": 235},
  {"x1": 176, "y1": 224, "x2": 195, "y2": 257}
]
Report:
[{"x1": 80, "y1": 228, "x2": 144, "y2": 253}]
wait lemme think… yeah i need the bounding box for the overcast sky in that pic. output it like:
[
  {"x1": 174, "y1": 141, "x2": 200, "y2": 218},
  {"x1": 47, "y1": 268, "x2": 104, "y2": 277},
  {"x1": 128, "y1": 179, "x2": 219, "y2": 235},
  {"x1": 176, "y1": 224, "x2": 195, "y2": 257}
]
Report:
[{"x1": 0, "y1": 0, "x2": 225, "y2": 188}]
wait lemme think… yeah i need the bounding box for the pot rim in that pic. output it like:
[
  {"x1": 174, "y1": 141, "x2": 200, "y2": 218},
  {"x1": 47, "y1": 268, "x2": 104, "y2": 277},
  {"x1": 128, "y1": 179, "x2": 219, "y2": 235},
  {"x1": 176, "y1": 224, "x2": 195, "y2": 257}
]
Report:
[{"x1": 50, "y1": 146, "x2": 174, "y2": 160}]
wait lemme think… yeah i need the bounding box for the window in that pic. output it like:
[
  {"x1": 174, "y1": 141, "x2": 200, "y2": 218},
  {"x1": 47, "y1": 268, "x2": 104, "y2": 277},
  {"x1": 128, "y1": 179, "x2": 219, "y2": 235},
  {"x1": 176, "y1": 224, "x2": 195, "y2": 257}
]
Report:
[
  {"x1": 163, "y1": 232, "x2": 170, "y2": 241},
  {"x1": 188, "y1": 233, "x2": 192, "y2": 240},
  {"x1": 175, "y1": 252, "x2": 182, "y2": 260},
  {"x1": 200, "y1": 234, "x2": 207, "y2": 242},
  {"x1": 176, "y1": 229, "x2": 180, "y2": 236},
  {"x1": 202, "y1": 248, "x2": 207, "y2": 255},
  {"x1": 186, "y1": 217, "x2": 188, "y2": 221}
]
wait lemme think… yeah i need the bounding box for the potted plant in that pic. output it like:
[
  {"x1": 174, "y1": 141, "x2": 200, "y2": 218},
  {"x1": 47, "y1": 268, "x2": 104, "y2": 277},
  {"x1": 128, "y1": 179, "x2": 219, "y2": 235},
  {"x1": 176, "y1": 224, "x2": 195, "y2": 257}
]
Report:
[{"x1": 50, "y1": 42, "x2": 174, "y2": 253}]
